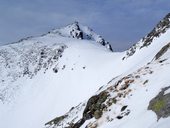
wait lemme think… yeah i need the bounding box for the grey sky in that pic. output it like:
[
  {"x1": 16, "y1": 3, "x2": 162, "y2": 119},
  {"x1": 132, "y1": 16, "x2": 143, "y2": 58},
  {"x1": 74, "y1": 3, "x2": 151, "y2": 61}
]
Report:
[{"x1": 0, "y1": 0, "x2": 170, "y2": 51}]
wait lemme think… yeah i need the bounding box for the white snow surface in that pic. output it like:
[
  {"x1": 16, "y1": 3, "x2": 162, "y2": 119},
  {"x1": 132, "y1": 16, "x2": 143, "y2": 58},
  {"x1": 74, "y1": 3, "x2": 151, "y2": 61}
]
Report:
[
  {"x1": 0, "y1": 22, "x2": 170, "y2": 128},
  {"x1": 165, "y1": 89, "x2": 170, "y2": 95}
]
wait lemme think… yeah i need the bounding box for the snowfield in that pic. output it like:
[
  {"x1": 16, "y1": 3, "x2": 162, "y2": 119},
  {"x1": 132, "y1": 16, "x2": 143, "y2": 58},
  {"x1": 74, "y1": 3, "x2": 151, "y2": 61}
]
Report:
[{"x1": 0, "y1": 15, "x2": 170, "y2": 128}]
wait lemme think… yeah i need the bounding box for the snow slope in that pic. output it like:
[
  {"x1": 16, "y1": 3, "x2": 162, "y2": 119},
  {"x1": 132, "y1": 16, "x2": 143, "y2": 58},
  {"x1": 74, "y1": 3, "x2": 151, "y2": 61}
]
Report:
[
  {"x1": 0, "y1": 13, "x2": 170, "y2": 128},
  {"x1": 0, "y1": 23, "x2": 119, "y2": 128},
  {"x1": 52, "y1": 42, "x2": 170, "y2": 128},
  {"x1": 44, "y1": 14, "x2": 170, "y2": 128}
]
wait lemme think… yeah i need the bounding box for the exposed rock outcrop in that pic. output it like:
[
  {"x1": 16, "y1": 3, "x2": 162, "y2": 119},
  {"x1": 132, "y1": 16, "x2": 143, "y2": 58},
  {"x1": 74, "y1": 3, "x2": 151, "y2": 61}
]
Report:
[
  {"x1": 154, "y1": 42, "x2": 170, "y2": 60},
  {"x1": 45, "y1": 91, "x2": 109, "y2": 128},
  {"x1": 51, "y1": 21, "x2": 113, "y2": 52},
  {"x1": 148, "y1": 86, "x2": 170, "y2": 120}
]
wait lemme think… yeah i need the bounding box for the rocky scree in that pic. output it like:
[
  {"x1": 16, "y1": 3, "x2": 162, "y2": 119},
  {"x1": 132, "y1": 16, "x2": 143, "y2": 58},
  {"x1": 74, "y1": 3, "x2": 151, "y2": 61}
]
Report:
[{"x1": 0, "y1": 43, "x2": 67, "y2": 103}]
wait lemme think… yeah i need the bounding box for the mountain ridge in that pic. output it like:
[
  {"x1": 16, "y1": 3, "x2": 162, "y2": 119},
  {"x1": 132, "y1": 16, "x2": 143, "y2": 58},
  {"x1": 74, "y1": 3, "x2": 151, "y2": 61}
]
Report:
[
  {"x1": 0, "y1": 13, "x2": 170, "y2": 128},
  {"x1": 123, "y1": 13, "x2": 170, "y2": 60},
  {"x1": 9, "y1": 21, "x2": 113, "y2": 52}
]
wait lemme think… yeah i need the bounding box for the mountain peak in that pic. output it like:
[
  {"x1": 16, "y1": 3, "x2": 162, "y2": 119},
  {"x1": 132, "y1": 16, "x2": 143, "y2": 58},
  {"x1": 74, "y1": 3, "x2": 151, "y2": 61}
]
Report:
[{"x1": 51, "y1": 22, "x2": 113, "y2": 51}]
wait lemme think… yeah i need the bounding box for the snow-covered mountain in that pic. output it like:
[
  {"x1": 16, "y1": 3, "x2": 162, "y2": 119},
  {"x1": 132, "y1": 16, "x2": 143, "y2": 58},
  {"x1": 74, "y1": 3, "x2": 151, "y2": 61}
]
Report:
[
  {"x1": 49, "y1": 21, "x2": 113, "y2": 51},
  {"x1": 0, "y1": 13, "x2": 170, "y2": 128}
]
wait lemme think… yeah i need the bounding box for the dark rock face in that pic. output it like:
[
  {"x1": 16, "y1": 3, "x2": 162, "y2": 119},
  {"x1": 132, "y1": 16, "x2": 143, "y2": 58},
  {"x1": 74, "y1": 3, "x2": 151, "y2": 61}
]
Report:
[
  {"x1": 70, "y1": 22, "x2": 113, "y2": 52},
  {"x1": 83, "y1": 91, "x2": 109, "y2": 120},
  {"x1": 121, "y1": 105, "x2": 128, "y2": 112},
  {"x1": 70, "y1": 91, "x2": 109, "y2": 127},
  {"x1": 70, "y1": 22, "x2": 83, "y2": 39},
  {"x1": 148, "y1": 86, "x2": 170, "y2": 120},
  {"x1": 116, "y1": 115, "x2": 123, "y2": 119},
  {"x1": 154, "y1": 43, "x2": 170, "y2": 60},
  {"x1": 105, "y1": 42, "x2": 113, "y2": 52},
  {"x1": 97, "y1": 38, "x2": 105, "y2": 46}
]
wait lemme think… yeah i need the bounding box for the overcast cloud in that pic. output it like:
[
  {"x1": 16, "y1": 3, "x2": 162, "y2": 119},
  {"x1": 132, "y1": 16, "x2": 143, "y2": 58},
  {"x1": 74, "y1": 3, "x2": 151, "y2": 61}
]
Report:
[{"x1": 0, "y1": 0, "x2": 170, "y2": 51}]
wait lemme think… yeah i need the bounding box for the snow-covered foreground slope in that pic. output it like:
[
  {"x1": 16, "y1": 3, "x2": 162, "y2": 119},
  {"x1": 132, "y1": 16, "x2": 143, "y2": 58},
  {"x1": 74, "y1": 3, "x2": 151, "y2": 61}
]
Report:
[
  {"x1": 0, "y1": 14, "x2": 170, "y2": 128},
  {"x1": 50, "y1": 42, "x2": 170, "y2": 128},
  {"x1": 0, "y1": 23, "x2": 120, "y2": 128}
]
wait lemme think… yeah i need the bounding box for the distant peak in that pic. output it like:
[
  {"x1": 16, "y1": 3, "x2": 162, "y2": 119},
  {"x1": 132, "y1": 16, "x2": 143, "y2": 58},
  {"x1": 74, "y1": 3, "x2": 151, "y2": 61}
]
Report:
[{"x1": 51, "y1": 22, "x2": 113, "y2": 51}]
